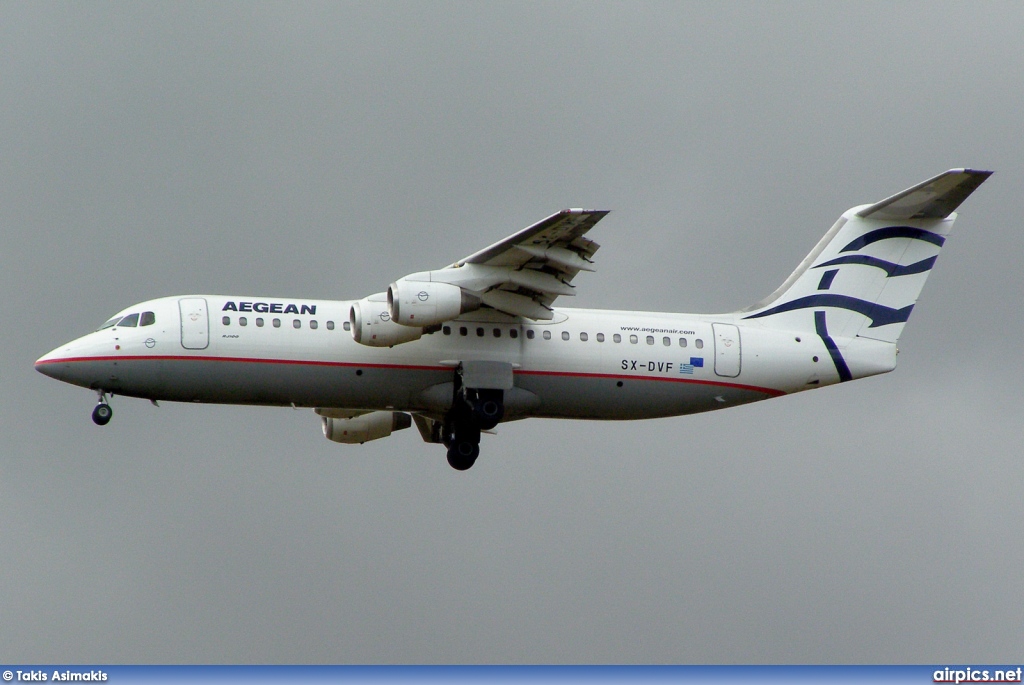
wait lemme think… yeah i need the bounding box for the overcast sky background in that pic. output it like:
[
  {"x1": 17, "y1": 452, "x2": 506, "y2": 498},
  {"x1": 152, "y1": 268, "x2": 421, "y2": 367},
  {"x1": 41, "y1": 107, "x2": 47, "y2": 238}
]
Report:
[{"x1": 3, "y1": 1, "x2": 1022, "y2": 663}]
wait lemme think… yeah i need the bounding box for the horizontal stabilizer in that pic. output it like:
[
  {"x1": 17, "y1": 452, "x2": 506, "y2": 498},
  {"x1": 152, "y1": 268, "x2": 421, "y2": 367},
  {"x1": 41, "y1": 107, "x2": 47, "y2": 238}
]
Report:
[{"x1": 856, "y1": 168, "x2": 992, "y2": 220}]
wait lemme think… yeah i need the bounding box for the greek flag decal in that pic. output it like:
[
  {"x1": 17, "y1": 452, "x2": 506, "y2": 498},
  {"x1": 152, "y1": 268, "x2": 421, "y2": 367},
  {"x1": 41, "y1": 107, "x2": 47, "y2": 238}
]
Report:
[{"x1": 680, "y1": 357, "x2": 704, "y2": 374}]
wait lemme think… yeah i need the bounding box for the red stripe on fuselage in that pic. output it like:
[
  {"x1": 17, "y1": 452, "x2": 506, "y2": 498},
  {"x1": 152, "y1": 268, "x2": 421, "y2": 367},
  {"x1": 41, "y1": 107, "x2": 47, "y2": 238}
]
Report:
[
  {"x1": 515, "y1": 369, "x2": 786, "y2": 397},
  {"x1": 35, "y1": 354, "x2": 786, "y2": 397},
  {"x1": 34, "y1": 354, "x2": 449, "y2": 372}
]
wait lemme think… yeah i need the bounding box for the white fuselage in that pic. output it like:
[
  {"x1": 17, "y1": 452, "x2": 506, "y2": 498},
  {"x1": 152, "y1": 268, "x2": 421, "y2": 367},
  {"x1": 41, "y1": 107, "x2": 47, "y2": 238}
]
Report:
[
  {"x1": 35, "y1": 294, "x2": 866, "y2": 421},
  {"x1": 33, "y1": 170, "x2": 988, "y2": 469}
]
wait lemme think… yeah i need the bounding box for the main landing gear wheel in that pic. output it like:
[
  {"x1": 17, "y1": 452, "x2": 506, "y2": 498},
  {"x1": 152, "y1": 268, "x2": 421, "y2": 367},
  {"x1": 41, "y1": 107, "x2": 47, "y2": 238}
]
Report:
[
  {"x1": 446, "y1": 441, "x2": 480, "y2": 471},
  {"x1": 443, "y1": 416, "x2": 481, "y2": 471},
  {"x1": 471, "y1": 389, "x2": 504, "y2": 430},
  {"x1": 443, "y1": 365, "x2": 501, "y2": 470},
  {"x1": 92, "y1": 403, "x2": 112, "y2": 426}
]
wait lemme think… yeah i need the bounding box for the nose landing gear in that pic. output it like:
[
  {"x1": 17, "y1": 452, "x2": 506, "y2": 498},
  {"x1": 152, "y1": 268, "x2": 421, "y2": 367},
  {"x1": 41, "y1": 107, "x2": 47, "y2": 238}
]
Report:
[{"x1": 92, "y1": 392, "x2": 112, "y2": 426}]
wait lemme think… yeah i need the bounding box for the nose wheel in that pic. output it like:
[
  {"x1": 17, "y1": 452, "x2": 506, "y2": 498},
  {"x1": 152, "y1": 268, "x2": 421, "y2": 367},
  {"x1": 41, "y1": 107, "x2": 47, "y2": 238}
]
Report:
[{"x1": 92, "y1": 393, "x2": 113, "y2": 426}]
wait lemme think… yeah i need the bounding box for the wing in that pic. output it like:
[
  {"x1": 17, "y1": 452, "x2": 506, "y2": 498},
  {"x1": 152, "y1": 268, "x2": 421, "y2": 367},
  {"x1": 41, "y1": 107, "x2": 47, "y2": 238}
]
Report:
[
  {"x1": 454, "y1": 208, "x2": 608, "y2": 317},
  {"x1": 389, "y1": 209, "x2": 609, "y2": 320},
  {"x1": 456, "y1": 208, "x2": 608, "y2": 272}
]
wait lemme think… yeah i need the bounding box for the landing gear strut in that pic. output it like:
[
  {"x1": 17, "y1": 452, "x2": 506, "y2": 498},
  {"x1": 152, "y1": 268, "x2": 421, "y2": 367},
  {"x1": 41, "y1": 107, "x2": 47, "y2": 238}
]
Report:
[
  {"x1": 443, "y1": 384, "x2": 481, "y2": 470},
  {"x1": 441, "y1": 364, "x2": 507, "y2": 471},
  {"x1": 92, "y1": 392, "x2": 112, "y2": 426}
]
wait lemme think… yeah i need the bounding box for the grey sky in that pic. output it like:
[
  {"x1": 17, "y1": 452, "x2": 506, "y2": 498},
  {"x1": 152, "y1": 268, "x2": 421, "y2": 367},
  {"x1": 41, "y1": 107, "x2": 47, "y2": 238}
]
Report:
[{"x1": 3, "y1": 1, "x2": 1022, "y2": 663}]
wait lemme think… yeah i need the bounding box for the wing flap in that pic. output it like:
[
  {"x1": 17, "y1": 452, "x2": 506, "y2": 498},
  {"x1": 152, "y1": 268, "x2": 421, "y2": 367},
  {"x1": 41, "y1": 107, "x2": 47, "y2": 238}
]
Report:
[
  {"x1": 479, "y1": 290, "x2": 554, "y2": 320},
  {"x1": 508, "y1": 268, "x2": 576, "y2": 296},
  {"x1": 458, "y1": 209, "x2": 608, "y2": 268},
  {"x1": 382, "y1": 208, "x2": 608, "y2": 322},
  {"x1": 439, "y1": 208, "x2": 608, "y2": 317},
  {"x1": 514, "y1": 244, "x2": 596, "y2": 272}
]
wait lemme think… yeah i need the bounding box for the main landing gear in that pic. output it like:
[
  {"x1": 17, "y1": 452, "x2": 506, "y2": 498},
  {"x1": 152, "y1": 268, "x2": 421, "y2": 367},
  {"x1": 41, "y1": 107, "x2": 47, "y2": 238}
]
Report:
[
  {"x1": 92, "y1": 392, "x2": 112, "y2": 426},
  {"x1": 442, "y1": 365, "x2": 507, "y2": 471}
]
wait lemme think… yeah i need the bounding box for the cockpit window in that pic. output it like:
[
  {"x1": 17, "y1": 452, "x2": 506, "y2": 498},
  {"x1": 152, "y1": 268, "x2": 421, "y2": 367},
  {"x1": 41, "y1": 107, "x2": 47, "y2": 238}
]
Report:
[
  {"x1": 117, "y1": 313, "x2": 140, "y2": 327},
  {"x1": 97, "y1": 317, "x2": 121, "y2": 331},
  {"x1": 140, "y1": 311, "x2": 156, "y2": 326}
]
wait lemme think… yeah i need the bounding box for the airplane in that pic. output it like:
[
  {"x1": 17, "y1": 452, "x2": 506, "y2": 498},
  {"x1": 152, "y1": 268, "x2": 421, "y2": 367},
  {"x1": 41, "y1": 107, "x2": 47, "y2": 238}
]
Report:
[{"x1": 36, "y1": 169, "x2": 991, "y2": 470}]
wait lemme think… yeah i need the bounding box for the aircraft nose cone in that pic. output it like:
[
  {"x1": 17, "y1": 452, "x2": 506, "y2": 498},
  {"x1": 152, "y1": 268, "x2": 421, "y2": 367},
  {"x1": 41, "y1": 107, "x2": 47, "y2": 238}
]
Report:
[
  {"x1": 35, "y1": 347, "x2": 71, "y2": 381},
  {"x1": 35, "y1": 360, "x2": 61, "y2": 380}
]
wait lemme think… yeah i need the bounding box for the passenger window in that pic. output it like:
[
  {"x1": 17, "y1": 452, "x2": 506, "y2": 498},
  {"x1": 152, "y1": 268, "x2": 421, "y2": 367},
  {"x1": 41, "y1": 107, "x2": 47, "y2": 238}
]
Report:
[
  {"x1": 493, "y1": 328, "x2": 501, "y2": 338},
  {"x1": 443, "y1": 325, "x2": 451, "y2": 335},
  {"x1": 561, "y1": 331, "x2": 570, "y2": 341},
  {"x1": 326, "y1": 321, "x2": 334, "y2": 330},
  {"x1": 663, "y1": 336, "x2": 670, "y2": 346},
  {"x1": 239, "y1": 317, "x2": 248, "y2": 326},
  {"x1": 460, "y1": 327, "x2": 468, "y2": 336},
  {"x1": 222, "y1": 316, "x2": 231, "y2": 326},
  {"x1": 629, "y1": 335, "x2": 638, "y2": 344},
  {"x1": 596, "y1": 333, "x2": 604, "y2": 342},
  {"x1": 310, "y1": 320, "x2": 318, "y2": 330},
  {"x1": 118, "y1": 313, "x2": 140, "y2": 328},
  {"x1": 476, "y1": 327, "x2": 484, "y2": 337},
  {"x1": 696, "y1": 339, "x2": 703, "y2": 349},
  {"x1": 646, "y1": 336, "x2": 654, "y2": 345},
  {"x1": 679, "y1": 338, "x2": 687, "y2": 347},
  {"x1": 273, "y1": 318, "x2": 281, "y2": 328},
  {"x1": 293, "y1": 319, "x2": 301, "y2": 329},
  {"x1": 613, "y1": 334, "x2": 621, "y2": 343},
  {"x1": 256, "y1": 318, "x2": 264, "y2": 327},
  {"x1": 140, "y1": 312, "x2": 156, "y2": 326},
  {"x1": 343, "y1": 321, "x2": 351, "y2": 331},
  {"x1": 543, "y1": 330, "x2": 552, "y2": 340},
  {"x1": 526, "y1": 330, "x2": 535, "y2": 339},
  {"x1": 580, "y1": 332, "x2": 588, "y2": 341},
  {"x1": 510, "y1": 328, "x2": 518, "y2": 339}
]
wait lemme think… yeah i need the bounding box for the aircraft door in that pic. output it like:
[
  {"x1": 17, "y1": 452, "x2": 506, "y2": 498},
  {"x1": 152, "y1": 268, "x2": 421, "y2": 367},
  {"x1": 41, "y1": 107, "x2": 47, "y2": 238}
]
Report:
[
  {"x1": 179, "y1": 298, "x2": 210, "y2": 350},
  {"x1": 713, "y1": 323, "x2": 741, "y2": 378}
]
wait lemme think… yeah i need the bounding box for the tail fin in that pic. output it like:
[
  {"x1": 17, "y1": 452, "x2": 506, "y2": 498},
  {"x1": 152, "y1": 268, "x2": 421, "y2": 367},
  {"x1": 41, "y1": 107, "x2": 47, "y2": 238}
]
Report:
[{"x1": 741, "y1": 169, "x2": 991, "y2": 344}]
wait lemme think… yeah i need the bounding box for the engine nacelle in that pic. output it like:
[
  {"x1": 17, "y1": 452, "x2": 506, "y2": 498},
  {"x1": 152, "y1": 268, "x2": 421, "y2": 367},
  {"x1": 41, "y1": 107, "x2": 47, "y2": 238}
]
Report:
[
  {"x1": 321, "y1": 411, "x2": 412, "y2": 444},
  {"x1": 350, "y1": 294, "x2": 423, "y2": 347},
  {"x1": 388, "y1": 279, "x2": 481, "y2": 327}
]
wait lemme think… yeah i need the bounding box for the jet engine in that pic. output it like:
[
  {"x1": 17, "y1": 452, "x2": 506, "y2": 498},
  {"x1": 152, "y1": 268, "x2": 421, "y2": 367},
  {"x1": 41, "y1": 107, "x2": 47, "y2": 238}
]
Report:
[
  {"x1": 350, "y1": 294, "x2": 423, "y2": 347},
  {"x1": 321, "y1": 411, "x2": 412, "y2": 444},
  {"x1": 388, "y1": 280, "x2": 481, "y2": 327}
]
